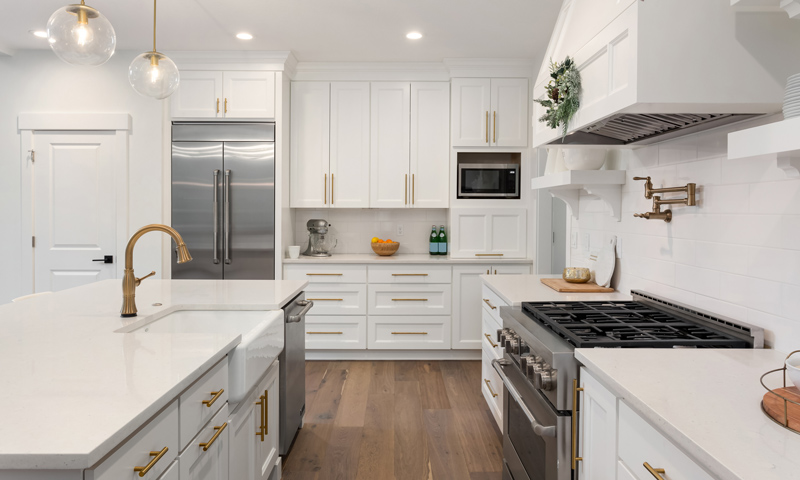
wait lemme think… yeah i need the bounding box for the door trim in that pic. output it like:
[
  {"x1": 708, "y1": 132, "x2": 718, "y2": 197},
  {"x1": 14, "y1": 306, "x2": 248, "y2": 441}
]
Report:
[{"x1": 19, "y1": 113, "x2": 132, "y2": 295}]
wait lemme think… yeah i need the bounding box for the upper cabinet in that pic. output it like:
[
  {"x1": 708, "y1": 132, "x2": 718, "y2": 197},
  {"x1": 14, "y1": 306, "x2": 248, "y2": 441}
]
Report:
[
  {"x1": 172, "y1": 71, "x2": 275, "y2": 119},
  {"x1": 449, "y1": 208, "x2": 527, "y2": 259},
  {"x1": 370, "y1": 82, "x2": 411, "y2": 208},
  {"x1": 411, "y1": 82, "x2": 451, "y2": 208},
  {"x1": 331, "y1": 82, "x2": 371, "y2": 208},
  {"x1": 451, "y1": 78, "x2": 528, "y2": 148},
  {"x1": 290, "y1": 82, "x2": 331, "y2": 208}
]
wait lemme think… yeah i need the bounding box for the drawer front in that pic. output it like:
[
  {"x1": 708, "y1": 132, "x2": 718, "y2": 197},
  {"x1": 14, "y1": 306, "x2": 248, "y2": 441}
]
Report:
[
  {"x1": 180, "y1": 357, "x2": 229, "y2": 451},
  {"x1": 305, "y1": 315, "x2": 367, "y2": 350},
  {"x1": 618, "y1": 401, "x2": 714, "y2": 480},
  {"x1": 86, "y1": 401, "x2": 179, "y2": 480},
  {"x1": 368, "y1": 316, "x2": 451, "y2": 349},
  {"x1": 481, "y1": 284, "x2": 508, "y2": 326},
  {"x1": 305, "y1": 283, "x2": 367, "y2": 315},
  {"x1": 481, "y1": 349, "x2": 503, "y2": 420},
  {"x1": 368, "y1": 264, "x2": 452, "y2": 284},
  {"x1": 368, "y1": 284, "x2": 452, "y2": 315},
  {"x1": 284, "y1": 264, "x2": 367, "y2": 283},
  {"x1": 179, "y1": 403, "x2": 230, "y2": 480},
  {"x1": 617, "y1": 460, "x2": 638, "y2": 480},
  {"x1": 481, "y1": 310, "x2": 503, "y2": 359}
]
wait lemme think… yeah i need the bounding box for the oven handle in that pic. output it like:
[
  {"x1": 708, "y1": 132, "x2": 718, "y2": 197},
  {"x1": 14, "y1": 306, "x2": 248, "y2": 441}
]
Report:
[{"x1": 492, "y1": 358, "x2": 556, "y2": 438}]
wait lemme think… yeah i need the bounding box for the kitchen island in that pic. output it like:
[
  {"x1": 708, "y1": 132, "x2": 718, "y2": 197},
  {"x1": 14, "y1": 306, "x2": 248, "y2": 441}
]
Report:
[{"x1": 0, "y1": 278, "x2": 306, "y2": 477}]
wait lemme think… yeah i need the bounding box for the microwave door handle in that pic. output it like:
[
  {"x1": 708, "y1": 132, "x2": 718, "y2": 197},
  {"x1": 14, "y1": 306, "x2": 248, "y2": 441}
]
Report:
[{"x1": 492, "y1": 359, "x2": 557, "y2": 438}]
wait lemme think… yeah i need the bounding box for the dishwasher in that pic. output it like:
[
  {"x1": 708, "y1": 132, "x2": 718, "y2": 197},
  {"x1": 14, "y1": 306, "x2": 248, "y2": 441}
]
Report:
[{"x1": 279, "y1": 293, "x2": 312, "y2": 456}]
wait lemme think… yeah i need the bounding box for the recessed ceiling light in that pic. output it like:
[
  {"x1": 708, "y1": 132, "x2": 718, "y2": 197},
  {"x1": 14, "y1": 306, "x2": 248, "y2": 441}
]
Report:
[
  {"x1": 236, "y1": 33, "x2": 254, "y2": 40},
  {"x1": 30, "y1": 30, "x2": 48, "y2": 39},
  {"x1": 406, "y1": 32, "x2": 423, "y2": 40}
]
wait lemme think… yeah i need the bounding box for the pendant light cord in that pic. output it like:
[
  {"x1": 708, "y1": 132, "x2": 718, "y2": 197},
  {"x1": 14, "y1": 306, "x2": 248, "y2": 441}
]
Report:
[{"x1": 153, "y1": 0, "x2": 157, "y2": 53}]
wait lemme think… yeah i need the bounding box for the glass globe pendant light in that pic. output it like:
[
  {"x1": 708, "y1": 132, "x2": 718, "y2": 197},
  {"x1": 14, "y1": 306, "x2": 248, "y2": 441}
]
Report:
[
  {"x1": 47, "y1": 0, "x2": 116, "y2": 66},
  {"x1": 128, "y1": 0, "x2": 179, "y2": 99}
]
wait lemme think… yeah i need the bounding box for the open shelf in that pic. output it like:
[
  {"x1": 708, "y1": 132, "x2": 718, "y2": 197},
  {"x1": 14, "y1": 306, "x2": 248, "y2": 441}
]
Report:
[
  {"x1": 531, "y1": 170, "x2": 626, "y2": 221},
  {"x1": 728, "y1": 116, "x2": 800, "y2": 178}
]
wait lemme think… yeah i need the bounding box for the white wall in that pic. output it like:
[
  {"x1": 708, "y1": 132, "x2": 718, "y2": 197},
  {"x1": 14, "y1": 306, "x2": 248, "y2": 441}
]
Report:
[
  {"x1": 568, "y1": 116, "x2": 800, "y2": 351},
  {"x1": 0, "y1": 51, "x2": 165, "y2": 304}
]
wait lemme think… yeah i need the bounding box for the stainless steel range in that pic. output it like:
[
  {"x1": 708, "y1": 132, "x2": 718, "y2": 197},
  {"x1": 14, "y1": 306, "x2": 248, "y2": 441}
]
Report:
[{"x1": 492, "y1": 290, "x2": 763, "y2": 480}]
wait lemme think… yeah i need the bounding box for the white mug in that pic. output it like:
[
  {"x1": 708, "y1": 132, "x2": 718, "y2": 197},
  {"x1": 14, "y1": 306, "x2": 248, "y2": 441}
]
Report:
[{"x1": 288, "y1": 246, "x2": 301, "y2": 259}]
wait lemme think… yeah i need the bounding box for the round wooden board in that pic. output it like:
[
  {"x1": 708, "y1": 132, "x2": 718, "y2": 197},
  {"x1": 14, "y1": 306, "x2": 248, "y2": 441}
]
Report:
[{"x1": 762, "y1": 386, "x2": 800, "y2": 433}]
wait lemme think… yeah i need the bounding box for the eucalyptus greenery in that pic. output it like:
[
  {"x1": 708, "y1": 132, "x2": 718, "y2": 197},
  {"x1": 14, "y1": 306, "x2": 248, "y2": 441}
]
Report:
[{"x1": 534, "y1": 56, "x2": 581, "y2": 138}]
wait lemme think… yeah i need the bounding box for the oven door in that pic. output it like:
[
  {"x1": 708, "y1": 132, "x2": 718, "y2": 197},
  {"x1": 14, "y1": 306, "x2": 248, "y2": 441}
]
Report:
[
  {"x1": 493, "y1": 358, "x2": 571, "y2": 480},
  {"x1": 457, "y1": 164, "x2": 520, "y2": 198}
]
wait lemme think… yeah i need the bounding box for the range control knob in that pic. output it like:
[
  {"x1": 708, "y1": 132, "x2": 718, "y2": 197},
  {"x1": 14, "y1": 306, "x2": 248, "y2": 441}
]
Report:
[
  {"x1": 518, "y1": 340, "x2": 530, "y2": 356},
  {"x1": 520, "y1": 354, "x2": 542, "y2": 371},
  {"x1": 497, "y1": 328, "x2": 512, "y2": 343},
  {"x1": 507, "y1": 337, "x2": 521, "y2": 354},
  {"x1": 526, "y1": 361, "x2": 548, "y2": 380},
  {"x1": 535, "y1": 369, "x2": 557, "y2": 391}
]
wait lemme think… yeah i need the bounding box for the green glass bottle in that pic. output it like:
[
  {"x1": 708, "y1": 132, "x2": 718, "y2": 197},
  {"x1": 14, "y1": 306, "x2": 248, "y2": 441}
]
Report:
[
  {"x1": 438, "y1": 225, "x2": 448, "y2": 256},
  {"x1": 429, "y1": 225, "x2": 439, "y2": 255}
]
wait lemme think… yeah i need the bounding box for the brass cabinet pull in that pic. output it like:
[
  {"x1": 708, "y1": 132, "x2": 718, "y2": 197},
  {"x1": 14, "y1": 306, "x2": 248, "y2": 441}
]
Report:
[
  {"x1": 391, "y1": 273, "x2": 428, "y2": 276},
  {"x1": 475, "y1": 253, "x2": 504, "y2": 257},
  {"x1": 307, "y1": 298, "x2": 343, "y2": 301},
  {"x1": 199, "y1": 423, "x2": 228, "y2": 451},
  {"x1": 331, "y1": 174, "x2": 335, "y2": 205},
  {"x1": 493, "y1": 111, "x2": 497, "y2": 143},
  {"x1": 391, "y1": 298, "x2": 428, "y2": 301},
  {"x1": 392, "y1": 331, "x2": 428, "y2": 335},
  {"x1": 264, "y1": 389, "x2": 269, "y2": 435},
  {"x1": 484, "y1": 333, "x2": 498, "y2": 348},
  {"x1": 412, "y1": 174, "x2": 415, "y2": 205},
  {"x1": 487, "y1": 269, "x2": 490, "y2": 275},
  {"x1": 484, "y1": 379, "x2": 498, "y2": 397},
  {"x1": 483, "y1": 298, "x2": 497, "y2": 310},
  {"x1": 216, "y1": 98, "x2": 220, "y2": 114},
  {"x1": 405, "y1": 174, "x2": 408, "y2": 205},
  {"x1": 572, "y1": 379, "x2": 585, "y2": 470},
  {"x1": 643, "y1": 463, "x2": 666, "y2": 480},
  {"x1": 224, "y1": 98, "x2": 228, "y2": 114},
  {"x1": 323, "y1": 174, "x2": 327, "y2": 205},
  {"x1": 202, "y1": 389, "x2": 224, "y2": 407},
  {"x1": 133, "y1": 446, "x2": 168, "y2": 477},
  {"x1": 494, "y1": 269, "x2": 497, "y2": 275},
  {"x1": 306, "y1": 273, "x2": 343, "y2": 276},
  {"x1": 307, "y1": 331, "x2": 343, "y2": 334},
  {"x1": 485, "y1": 111, "x2": 489, "y2": 143},
  {"x1": 255, "y1": 395, "x2": 265, "y2": 441}
]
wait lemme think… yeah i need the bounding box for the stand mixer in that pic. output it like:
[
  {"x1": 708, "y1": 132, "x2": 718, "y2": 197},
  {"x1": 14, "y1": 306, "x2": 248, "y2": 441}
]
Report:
[{"x1": 302, "y1": 219, "x2": 337, "y2": 257}]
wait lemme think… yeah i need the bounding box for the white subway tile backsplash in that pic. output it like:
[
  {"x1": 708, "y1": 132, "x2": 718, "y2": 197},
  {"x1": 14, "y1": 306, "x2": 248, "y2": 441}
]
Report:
[
  {"x1": 695, "y1": 241, "x2": 747, "y2": 275},
  {"x1": 675, "y1": 265, "x2": 719, "y2": 298}
]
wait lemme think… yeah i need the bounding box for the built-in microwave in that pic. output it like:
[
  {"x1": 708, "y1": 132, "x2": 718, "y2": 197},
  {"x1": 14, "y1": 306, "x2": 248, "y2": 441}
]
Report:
[{"x1": 457, "y1": 163, "x2": 520, "y2": 199}]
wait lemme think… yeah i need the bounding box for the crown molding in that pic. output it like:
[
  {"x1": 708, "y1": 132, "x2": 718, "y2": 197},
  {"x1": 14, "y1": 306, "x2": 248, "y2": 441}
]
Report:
[
  {"x1": 168, "y1": 50, "x2": 296, "y2": 72},
  {"x1": 294, "y1": 62, "x2": 451, "y2": 81},
  {"x1": 444, "y1": 58, "x2": 535, "y2": 78}
]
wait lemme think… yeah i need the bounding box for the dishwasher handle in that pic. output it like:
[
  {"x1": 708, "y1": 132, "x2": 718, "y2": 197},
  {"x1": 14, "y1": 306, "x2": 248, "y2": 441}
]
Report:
[
  {"x1": 287, "y1": 300, "x2": 314, "y2": 323},
  {"x1": 492, "y1": 358, "x2": 556, "y2": 438}
]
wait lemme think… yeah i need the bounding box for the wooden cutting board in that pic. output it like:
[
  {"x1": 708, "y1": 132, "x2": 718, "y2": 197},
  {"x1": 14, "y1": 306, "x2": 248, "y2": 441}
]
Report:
[
  {"x1": 763, "y1": 386, "x2": 800, "y2": 433},
  {"x1": 541, "y1": 278, "x2": 615, "y2": 293}
]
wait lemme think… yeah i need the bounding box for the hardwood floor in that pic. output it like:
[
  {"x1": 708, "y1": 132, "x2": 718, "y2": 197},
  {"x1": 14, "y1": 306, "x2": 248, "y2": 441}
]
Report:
[{"x1": 282, "y1": 361, "x2": 504, "y2": 480}]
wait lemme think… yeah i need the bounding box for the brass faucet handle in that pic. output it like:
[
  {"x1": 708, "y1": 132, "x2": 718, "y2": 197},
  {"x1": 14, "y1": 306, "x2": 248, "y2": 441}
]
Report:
[
  {"x1": 135, "y1": 271, "x2": 156, "y2": 286},
  {"x1": 633, "y1": 213, "x2": 650, "y2": 219},
  {"x1": 632, "y1": 176, "x2": 651, "y2": 181}
]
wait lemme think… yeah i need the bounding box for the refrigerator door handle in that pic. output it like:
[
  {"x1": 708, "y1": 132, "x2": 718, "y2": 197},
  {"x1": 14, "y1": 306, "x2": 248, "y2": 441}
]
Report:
[
  {"x1": 224, "y1": 169, "x2": 232, "y2": 265},
  {"x1": 212, "y1": 169, "x2": 220, "y2": 264}
]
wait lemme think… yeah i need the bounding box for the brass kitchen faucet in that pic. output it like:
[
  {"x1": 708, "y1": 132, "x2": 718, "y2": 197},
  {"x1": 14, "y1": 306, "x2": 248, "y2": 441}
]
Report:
[{"x1": 633, "y1": 176, "x2": 696, "y2": 223}]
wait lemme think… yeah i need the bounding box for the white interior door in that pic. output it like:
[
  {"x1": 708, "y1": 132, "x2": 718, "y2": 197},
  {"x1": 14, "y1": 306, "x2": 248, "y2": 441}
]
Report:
[{"x1": 33, "y1": 131, "x2": 117, "y2": 293}]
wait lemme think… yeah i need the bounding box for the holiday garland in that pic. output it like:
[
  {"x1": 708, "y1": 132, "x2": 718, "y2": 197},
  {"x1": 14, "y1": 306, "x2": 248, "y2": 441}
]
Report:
[{"x1": 534, "y1": 56, "x2": 581, "y2": 138}]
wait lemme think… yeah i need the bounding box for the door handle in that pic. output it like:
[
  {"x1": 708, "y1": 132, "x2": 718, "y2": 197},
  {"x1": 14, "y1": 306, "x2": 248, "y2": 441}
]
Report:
[
  {"x1": 224, "y1": 169, "x2": 231, "y2": 264},
  {"x1": 288, "y1": 300, "x2": 314, "y2": 323},
  {"x1": 213, "y1": 169, "x2": 220, "y2": 264},
  {"x1": 92, "y1": 255, "x2": 114, "y2": 264},
  {"x1": 493, "y1": 111, "x2": 497, "y2": 143},
  {"x1": 492, "y1": 358, "x2": 556, "y2": 438}
]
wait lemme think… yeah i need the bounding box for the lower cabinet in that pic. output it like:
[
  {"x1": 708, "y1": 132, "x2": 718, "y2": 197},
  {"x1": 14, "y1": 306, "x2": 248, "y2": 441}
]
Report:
[
  {"x1": 577, "y1": 367, "x2": 618, "y2": 480},
  {"x1": 368, "y1": 315, "x2": 451, "y2": 349},
  {"x1": 305, "y1": 315, "x2": 367, "y2": 349},
  {"x1": 159, "y1": 460, "x2": 180, "y2": 480},
  {"x1": 228, "y1": 360, "x2": 280, "y2": 480},
  {"x1": 180, "y1": 404, "x2": 230, "y2": 480}
]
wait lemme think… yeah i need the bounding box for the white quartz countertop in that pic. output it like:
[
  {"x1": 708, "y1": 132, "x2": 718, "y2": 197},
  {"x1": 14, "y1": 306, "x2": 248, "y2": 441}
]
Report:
[
  {"x1": 576, "y1": 348, "x2": 800, "y2": 480},
  {"x1": 283, "y1": 253, "x2": 534, "y2": 265},
  {"x1": 481, "y1": 274, "x2": 631, "y2": 306},
  {"x1": 0, "y1": 279, "x2": 307, "y2": 470}
]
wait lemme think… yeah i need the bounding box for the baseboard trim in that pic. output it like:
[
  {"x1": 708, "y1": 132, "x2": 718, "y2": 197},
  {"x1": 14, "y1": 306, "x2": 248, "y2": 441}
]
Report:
[{"x1": 305, "y1": 349, "x2": 481, "y2": 361}]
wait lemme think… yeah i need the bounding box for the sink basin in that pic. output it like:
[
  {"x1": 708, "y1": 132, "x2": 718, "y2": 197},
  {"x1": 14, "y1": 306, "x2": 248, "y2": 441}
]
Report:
[{"x1": 128, "y1": 309, "x2": 284, "y2": 404}]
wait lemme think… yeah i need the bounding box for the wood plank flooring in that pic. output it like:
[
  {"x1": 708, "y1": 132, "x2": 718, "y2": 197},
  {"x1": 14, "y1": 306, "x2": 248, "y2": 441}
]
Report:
[{"x1": 282, "y1": 361, "x2": 503, "y2": 480}]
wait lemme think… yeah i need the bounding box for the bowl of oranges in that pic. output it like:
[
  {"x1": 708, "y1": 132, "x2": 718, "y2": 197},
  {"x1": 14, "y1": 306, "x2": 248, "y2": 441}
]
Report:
[{"x1": 371, "y1": 237, "x2": 400, "y2": 256}]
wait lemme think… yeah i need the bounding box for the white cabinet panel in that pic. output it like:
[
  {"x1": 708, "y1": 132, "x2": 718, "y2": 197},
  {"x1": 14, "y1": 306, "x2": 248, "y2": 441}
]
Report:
[
  {"x1": 172, "y1": 71, "x2": 223, "y2": 118},
  {"x1": 305, "y1": 316, "x2": 367, "y2": 349},
  {"x1": 179, "y1": 358, "x2": 228, "y2": 451},
  {"x1": 370, "y1": 82, "x2": 411, "y2": 208},
  {"x1": 481, "y1": 284, "x2": 507, "y2": 327},
  {"x1": 330, "y1": 82, "x2": 370, "y2": 208},
  {"x1": 305, "y1": 284, "x2": 367, "y2": 315},
  {"x1": 367, "y1": 264, "x2": 451, "y2": 284},
  {"x1": 491, "y1": 78, "x2": 528, "y2": 147},
  {"x1": 368, "y1": 316, "x2": 451, "y2": 349},
  {"x1": 452, "y1": 265, "x2": 486, "y2": 350},
  {"x1": 452, "y1": 211, "x2": 491, "y2": 256},
  {"x1": 158, "y1": 460, "x2": 179, "y2": 480},
  {"x1": 179, "y1": 403, "x2": 229, "y2": 480},
  {"x1": 290, "y1": 82, "x2": 330, "y2": 207},
  {"x1": 450, "y1": 208, "x2": 527, "y2": 258},
  {"x1": 482, "y1": 310, "x2": 503, "y2": 359},
  {"x1": 410, "y1": 82, "x2": 450, "y2": 208},
  {"x1": 451, "y1": 78, "x2": 491, "y2": 146},
  {"x1": 368, "y1": 284, "x2": 451, "y2": 315},
  {"x1": 616, "y1": 460, "x2": 638, "y2": 480},
  {"x1": 284, "y1": 264, "x2": 367, "y2": 283},
  {"x1": 578, "y1": 367, "x2": 618, "y2": 480},
  {"x1": 492, "y1": 264, "x2": 531, "y2": 276},
  {"x1": 223, "y1": 71, "x2": 275, "y2": 118},
  {"x1": 489, "y1": 212, "x2": 527, "y2": 257},
  {"x1": 481, "y1": 348, "x2": 503, "y2": 429}
]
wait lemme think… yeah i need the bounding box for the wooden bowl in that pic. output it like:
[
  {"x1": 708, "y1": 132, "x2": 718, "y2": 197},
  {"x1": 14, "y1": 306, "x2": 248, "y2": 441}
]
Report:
[{"x1": 371, "y1": 242, "x2": 400, "y2": 256}]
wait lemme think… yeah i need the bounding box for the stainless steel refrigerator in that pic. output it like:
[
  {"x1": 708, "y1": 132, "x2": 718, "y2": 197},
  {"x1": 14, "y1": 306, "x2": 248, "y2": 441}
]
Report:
[{"x1": 171, "y1": 122, "x2": 275, "y2": 279}]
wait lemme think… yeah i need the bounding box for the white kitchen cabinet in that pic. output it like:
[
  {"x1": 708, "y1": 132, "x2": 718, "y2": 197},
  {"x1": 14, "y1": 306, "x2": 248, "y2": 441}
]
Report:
[
  {"x1": 368, "y1": 316, "x2": 451, "y2": 350},
  {"x1": 172, "y1": 71, "x2": 275, "y2": 119},
  {"x1": 370, "y1": 82, "x2": 411, "y2": 208},
  {"x1": 305, "y1": 316, "x2": 367, "y2": 350},
  {"x1": 159, "y1": 460, "x2": 179, "y2": 480},
  {"x1": 290, "y1": 82, "x2": 331, "y2": 208},
  {"x1": 368, "y1": 283, "x2": 452, "y2": 316},
  {"x1": 180, "y1": 404, "x2": 230, "y2": 480},
  {"x1": 481, "y1": 348, "x2": 503, "y2": 428},
  {"x1": 450, "y1": 208, "x2": 527, "y2": 259},
  {"x1": 577, "y1": 367, "x2": 618, "y2": 480},
  {"x1": 451, "y1": 78, "x2": 528, "y2": 147},
  {"x1": 410, "y1": 82, "x2": 450, "y2": 208},
  {"x1": 228, "y1": 361, "x2": 280, "y2": 480},
  {"x1": 330, "y1": 82, "x2": 371, "y2": 208}
]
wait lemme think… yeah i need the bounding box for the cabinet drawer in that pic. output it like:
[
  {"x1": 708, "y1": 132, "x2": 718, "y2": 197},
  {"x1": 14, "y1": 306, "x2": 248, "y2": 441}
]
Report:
[
  {"x1": 179, "y1": 403, "x2": 230, "y2": 480},
  {"x1": 368, "y1": 316, "x2": 451, "y2": 349},
  {"x1": 180, "y1": 357, "x2": 229, "y2": 451},
  {"x1": 618, "y1": 401, "x2": 713, "y2": 480},
  {"x1": 368, "y1": 284, "x2": 451, "y2": 315},
  {"x1": 284, "y1": 264, "x2": 367, "y2": 283},
  {"x1": 481, "y1": 284, "x2": 508, "y2": 326},
  {"x1": 85, "y1": 401, "x2": 178, "y2": 480},
  {"x1": 305, "y1": 315, "x2": 367, "y2": 349},
  {"x1": 368, "y1": 264, "x2": 452, "y2": 284},
  {"x1": 481, "y1": 349, "x2": 503, "y2": 423},
  {"x1": 481, "y1": 310, "x2": 503, "y2": 359},
  {"x1": 305, "y1": 284, "x2": 367, "y2": 315}
]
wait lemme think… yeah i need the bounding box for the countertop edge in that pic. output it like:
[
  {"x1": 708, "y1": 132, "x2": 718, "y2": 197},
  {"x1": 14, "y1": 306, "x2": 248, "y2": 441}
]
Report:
[
  {"x1": 481, "y1": 275, "x2": 519, "y2": 306},
  {"x1": 282, "y1": 255, "x2": 534, "y2": 265}
]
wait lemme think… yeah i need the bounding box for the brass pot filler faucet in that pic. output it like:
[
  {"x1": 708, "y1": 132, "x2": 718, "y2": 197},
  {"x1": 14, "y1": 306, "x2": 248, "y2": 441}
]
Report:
[
  {"x1": 121, "y1": 224, "x2": 193, "y2": 317},
  {"x1": 633, "y1": 176, "x2": 696, "y2": 223}
]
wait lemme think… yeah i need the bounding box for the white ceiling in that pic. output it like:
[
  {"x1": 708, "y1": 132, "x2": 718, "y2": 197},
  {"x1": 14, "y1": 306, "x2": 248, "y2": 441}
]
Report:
[{"x1": 2, "y1": 0, "x2": 561, "y2": 62}]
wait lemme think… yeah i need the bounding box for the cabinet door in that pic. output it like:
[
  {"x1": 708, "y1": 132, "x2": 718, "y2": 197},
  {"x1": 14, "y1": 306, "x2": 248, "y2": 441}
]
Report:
[
  {"x1": 223, "y1": 71, "x2": 276, "y2": 118},
  {"x1": 450, "y1": 209, "x2": 491, "y2": 258},
  {"x1": 488, "y1": 209, "x2": 527, "y2": 258},
  {"x1": 257, "y1": 363, "x2": 280, "y2": 479},
  {"x1": 452, "y1": 265, "x2": 487, "y2": 350},
  {"x1": 172, "y1": 71, "x2": 223, "y2": 118},
  {"x1": 290, "y1": 82, "x2": 330, "y2": 207},
  {"x1": 330, "y1": 82, "x2": 370, "y2": 208},
  {"x1": 578, "y1": 367, "x2": 618, "y2": 480},
  {"x1": 450, "y1": 209, "x2": 527, "y2": 258},
  {"x1": 181, "y1": 405, "x2": 229, "y2": 480},
  {"x1": 490, "y1": 78, "x2": 528, "y2": 147},
  {"x1": 370, "y1": 82, "x2": 411, "y2": 208},
  {"x1": 451, "y1": 78, "x2": 491, "y2": 146},
  {"x1": 410, "y1": 82, "x2": 450, "y2": 208}
]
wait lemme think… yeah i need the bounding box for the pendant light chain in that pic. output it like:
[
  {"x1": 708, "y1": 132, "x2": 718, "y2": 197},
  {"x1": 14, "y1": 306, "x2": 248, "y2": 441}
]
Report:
[{"x1": 153, "y1": 0, "x2": 157, "y2": 53}]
